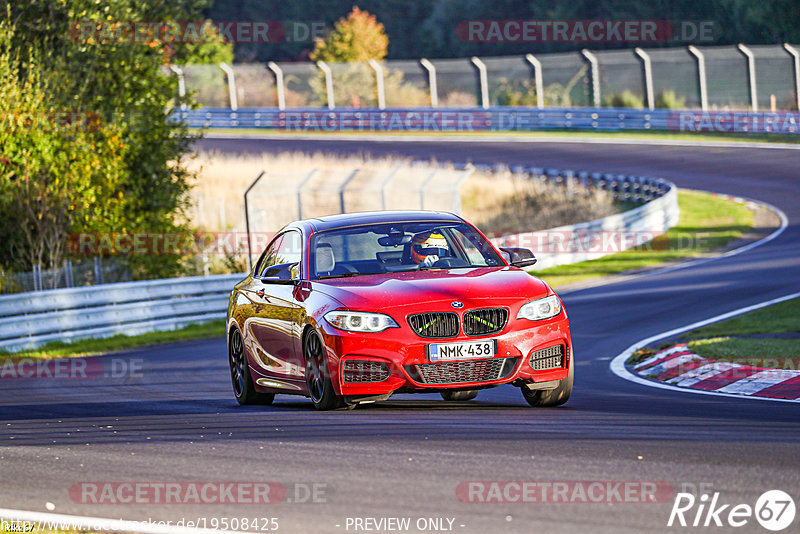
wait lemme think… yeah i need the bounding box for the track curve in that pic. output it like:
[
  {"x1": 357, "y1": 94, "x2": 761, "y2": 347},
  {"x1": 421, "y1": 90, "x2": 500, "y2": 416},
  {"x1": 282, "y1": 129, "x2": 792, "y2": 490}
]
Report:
[{"x1": 1, "y1": 136, "x2": 798, "y2": 534}]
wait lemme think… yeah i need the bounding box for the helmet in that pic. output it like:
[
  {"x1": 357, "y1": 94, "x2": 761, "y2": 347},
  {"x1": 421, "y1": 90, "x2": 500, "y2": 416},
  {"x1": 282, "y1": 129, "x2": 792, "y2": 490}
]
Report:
[{"x1": 411, "y1": 231, "x2": 449, "y2": 264}]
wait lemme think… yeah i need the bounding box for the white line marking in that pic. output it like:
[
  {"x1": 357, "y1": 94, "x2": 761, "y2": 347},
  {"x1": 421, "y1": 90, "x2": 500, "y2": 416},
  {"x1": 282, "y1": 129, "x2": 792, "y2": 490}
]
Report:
[
  {"x1": 204, "y1": 132, "x2": 800, "y2": 150},
  {"x1": 609, "y1": 291, "x2": 800, "y2": 403},
  {"x1": 0, "y1": 508, "x2": 238, "y2": 534}
]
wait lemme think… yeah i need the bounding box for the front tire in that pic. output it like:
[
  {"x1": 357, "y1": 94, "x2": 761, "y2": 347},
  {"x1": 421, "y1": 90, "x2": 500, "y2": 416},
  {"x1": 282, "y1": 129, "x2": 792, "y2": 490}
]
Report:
[
  {"x1": 229, "y1": 328, "x2": 275, "y2": 406},
  {"x1": 304, "y1": 330, "x2": 344, "y2": 411},
  {"x1": 441, "y1": 390, "x2": 479, "y2": 401},
  {"x1": 522, "y1": 349, "x2": 573, "y2": 407}
]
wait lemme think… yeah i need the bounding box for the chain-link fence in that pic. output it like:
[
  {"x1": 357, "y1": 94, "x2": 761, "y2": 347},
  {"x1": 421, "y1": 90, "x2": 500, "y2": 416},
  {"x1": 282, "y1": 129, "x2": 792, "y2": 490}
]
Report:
[
  {"x1": 175, "y1": 44, "x2": 800, "y2": 111},
  {"x1": 244, "y1": 165, "x2": 475, "y2": 240},
  {"x1": 0, "y1": 257, "x2": 130, "y2": 295}
]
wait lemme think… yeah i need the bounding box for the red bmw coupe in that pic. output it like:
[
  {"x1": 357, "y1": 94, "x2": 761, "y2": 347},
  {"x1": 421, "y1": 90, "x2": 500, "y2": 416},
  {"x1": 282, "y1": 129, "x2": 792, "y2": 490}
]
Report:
[{"x1": 227, "y1": 211, "x2": 573, "y2": 410}]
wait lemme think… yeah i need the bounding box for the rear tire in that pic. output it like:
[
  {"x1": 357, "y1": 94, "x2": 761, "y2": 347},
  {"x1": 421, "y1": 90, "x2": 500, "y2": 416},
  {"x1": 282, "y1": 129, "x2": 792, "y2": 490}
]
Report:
[
  {"x1": 229, "y1": 329, "x2": 275, "y2": 406},
  {"x1": 441, "y1": 390, "x2": 479, "y2": 401},
  {"x1": 304, "y1": 330, "x2": 344, "y2": 411},
  {"x1": 522, "y1": 349, "x2": 573, "y2": 407}
]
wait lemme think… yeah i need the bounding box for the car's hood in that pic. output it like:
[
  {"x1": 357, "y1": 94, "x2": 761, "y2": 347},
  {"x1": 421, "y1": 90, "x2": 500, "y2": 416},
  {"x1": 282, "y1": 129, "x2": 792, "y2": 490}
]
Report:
[{"x1": 312, "y1": 267, "x2": 552, "y2": 312}]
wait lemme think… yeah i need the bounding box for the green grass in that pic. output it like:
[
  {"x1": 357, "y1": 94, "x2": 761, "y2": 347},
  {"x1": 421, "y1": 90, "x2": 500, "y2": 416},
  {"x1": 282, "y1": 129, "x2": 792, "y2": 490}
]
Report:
[
  {"x1": 687, "y1": 337, "x2": 800, "y2": 369},
  {"x1": 0, "y1": 319, "x2": 226, "y2": 361},
  {"x1": 628, "y1": 298, "x2": 800, "y2": 369},
  {"x1": 200, "y1": 127, "x2": 800, "y2": 144},
  {"x1": 536, "y1": 189, "x2": 756, "y2": 288},
  {"x1": 684, "y1": 297, "x2": 800, "y2": 368},
  {"x1": 687, "y1": 297, "x2": 800, "y2": 338}
]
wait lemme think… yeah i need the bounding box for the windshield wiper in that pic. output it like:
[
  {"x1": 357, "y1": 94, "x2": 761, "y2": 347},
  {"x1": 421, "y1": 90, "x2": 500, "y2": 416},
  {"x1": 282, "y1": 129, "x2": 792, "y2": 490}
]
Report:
[{"x1": 316, "y1": 272, "x2": 368, "y2": 279}]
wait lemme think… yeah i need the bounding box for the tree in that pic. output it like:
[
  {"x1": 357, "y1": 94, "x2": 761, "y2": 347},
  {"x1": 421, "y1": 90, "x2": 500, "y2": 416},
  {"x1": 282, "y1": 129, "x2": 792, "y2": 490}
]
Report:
[
  {"x1": 310, "y1": 6, "x2": 389, "y2": 62},
  {"x1": 1, "y1": 0, "x2": 229, "y2": 279},
  {"x1": 0, "y1": 21, "x2": 127, "y2": 273}
]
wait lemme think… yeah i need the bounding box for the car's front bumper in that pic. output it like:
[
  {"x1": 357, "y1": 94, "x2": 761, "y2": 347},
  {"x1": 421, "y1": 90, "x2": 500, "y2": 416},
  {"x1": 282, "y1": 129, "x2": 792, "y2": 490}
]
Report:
[{"x1": 318, "y1": 314, "x2": 572, "y2": 397}]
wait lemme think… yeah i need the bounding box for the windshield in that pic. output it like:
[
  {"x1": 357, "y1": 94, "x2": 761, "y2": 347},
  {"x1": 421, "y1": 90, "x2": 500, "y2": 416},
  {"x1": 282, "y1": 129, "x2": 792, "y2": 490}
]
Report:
[{"x1": 311, "y1": 222, "x2": 504, "y2": 279}]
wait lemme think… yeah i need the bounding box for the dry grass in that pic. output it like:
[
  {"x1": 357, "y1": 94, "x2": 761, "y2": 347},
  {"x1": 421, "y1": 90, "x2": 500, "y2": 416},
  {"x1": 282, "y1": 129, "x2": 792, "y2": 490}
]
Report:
[
  {"x1": 462, "y1": 170, "x2": 620, "y2": 236},
  {"x1": 185, "y1": 151, "x2": 621, "y2": 236}
]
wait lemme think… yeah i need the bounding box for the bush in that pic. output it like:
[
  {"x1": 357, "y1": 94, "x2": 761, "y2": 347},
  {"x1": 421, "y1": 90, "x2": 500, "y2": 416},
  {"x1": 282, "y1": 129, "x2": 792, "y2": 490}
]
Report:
[
  {"x1": 491, "y1": 78, "x2": 538, "y2": 106},
  {"x1": 603, "y1": 90, "x2": 644, "y2": 109},
  {"x1": 656, "y1": 90, "x2": 687, "y2": 109}
]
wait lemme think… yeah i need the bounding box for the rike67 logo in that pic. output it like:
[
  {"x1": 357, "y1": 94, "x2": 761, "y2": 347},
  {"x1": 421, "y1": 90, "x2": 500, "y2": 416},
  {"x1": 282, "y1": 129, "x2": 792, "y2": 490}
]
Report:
[{"x1": 668, "y1": 489, "x2": 795, "y2": 531}]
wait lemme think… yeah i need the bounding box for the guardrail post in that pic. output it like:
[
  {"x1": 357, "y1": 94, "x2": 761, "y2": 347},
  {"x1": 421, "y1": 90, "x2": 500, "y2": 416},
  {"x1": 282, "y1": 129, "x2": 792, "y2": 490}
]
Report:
[
  {"x1": 93, "y1": 256, "x2": 103, "y2": 285},
  {"x1": 420, "y1": 58, "x2": 438, "y2": 108},
  {"x1": 338, "y1": 169, "x2": 360, "y2": 213},
  {"x1": 169, "y1": 65, "x2": 187, "y2": 110},
  {"x1": 316, "y1": 60, "x2": 335, "y2": 110},
  {"x1": 452, "y1": 165, "x2": 475, "y2": 213},
  {"x1": 267, "y1": 61, "x2": 286, "y2": 110},
  {"x1": 471, "y1": 57, "x2": 490, "y2": 109},
  {"x1": 32, "y1": 264, "x2": 42, "y2": 292},
  {"x1": 737, "y1": 44, "x2": 758, "y2": 112},
  {"x1": 64, "y1": 260, "x2": 73, "y2": 288},
  {"x1": 368, "y1": 60, "x2": 386, "y2": 110},
  {"x1": 688, "y1": 46, "x2": 708, "y2": 111},
  {"x1": 581, "y1": 50, "x2": 601, "y2": 107},
  {"x1": 219, "y1": 63, "x2": 238, "y2": 111},
  {"x1": 297, "y1": 169, "x2": 318, "y2": 219},
  {"x1": 380, "y1": 167, "x2": 401, "y2": 210},
  {"x1": 524, "y1": 54, "x2": 544, "y2": 109},
  {"x1": 634, "y1": 48, "x2": 655, "y2": 110},
  {"x1": 419, "y1": 170, "x2": 438, "y2": 210},
  {"x1": 783, "y1": 44, "x2": 800, "y2": 110},
  {"x1": 243, "y1": 170, "x2": 266, "y2": 270}
]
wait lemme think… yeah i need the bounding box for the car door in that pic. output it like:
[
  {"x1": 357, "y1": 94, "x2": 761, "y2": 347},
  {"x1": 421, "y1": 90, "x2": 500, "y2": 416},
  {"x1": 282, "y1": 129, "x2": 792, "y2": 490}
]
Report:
[{"x1": 242, "y1": 230, "x2": 306, "y2": 388}]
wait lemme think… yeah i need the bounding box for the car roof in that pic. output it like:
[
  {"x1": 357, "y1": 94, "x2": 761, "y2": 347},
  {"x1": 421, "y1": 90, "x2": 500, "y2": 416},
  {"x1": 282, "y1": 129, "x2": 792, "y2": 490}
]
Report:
[{"x1": 301, "y1": 210, "x2": 464, "y2": 232}]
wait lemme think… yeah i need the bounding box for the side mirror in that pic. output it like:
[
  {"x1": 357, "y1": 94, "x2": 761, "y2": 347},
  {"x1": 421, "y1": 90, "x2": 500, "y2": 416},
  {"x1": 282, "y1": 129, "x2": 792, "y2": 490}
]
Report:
[
  {"x1": 260, "y1": 262, "x2": 301, "y2": 285},
  {"x1": 500, "y1": 247, "x2": 537, "y2": 268}
]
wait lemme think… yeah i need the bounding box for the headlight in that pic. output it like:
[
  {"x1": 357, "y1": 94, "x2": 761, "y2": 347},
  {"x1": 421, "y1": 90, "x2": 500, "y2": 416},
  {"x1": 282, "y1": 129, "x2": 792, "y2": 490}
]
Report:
[
  {"x1": 517, "y1": 296, "x2": 562, "y2": 321},
  {"x1": 324, "y1": 311, "x2": 399, "y2": 333}
]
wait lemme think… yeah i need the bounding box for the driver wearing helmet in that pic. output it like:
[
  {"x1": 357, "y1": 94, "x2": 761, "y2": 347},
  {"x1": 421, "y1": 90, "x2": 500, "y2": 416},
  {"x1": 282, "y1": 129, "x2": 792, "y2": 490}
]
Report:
[{"x1": 411, "y1": 230, "x2": 450, "y2": 267}]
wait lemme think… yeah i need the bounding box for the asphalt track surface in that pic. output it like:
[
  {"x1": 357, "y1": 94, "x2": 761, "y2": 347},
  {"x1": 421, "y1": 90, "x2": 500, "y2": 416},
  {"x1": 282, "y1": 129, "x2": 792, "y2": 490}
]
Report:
[{"x1": 1, "y1": 136, "x2": 799, "y2": 533}]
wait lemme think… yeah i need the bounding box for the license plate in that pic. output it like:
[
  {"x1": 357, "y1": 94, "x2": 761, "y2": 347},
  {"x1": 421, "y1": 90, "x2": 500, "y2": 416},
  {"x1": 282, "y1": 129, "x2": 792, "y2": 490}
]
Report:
[{"x1": 428, "y1": 340, "x2": 496, "y2": 361}]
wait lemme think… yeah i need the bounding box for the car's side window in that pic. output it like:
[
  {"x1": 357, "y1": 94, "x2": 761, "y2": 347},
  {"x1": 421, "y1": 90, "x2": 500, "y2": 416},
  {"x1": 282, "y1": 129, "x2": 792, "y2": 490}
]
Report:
[
  {"x1": 449, "y1": 228, "x2": 485, "y2": 264},
  {"x1": 258, "y1": 231, "x2": 302, "y2": 278},
  {"x1": 258, "y1": 235, "x2": 284, "y2": 277},
  {"x1": 279, "y1": 231, "x2": 303, "y2": 265}
]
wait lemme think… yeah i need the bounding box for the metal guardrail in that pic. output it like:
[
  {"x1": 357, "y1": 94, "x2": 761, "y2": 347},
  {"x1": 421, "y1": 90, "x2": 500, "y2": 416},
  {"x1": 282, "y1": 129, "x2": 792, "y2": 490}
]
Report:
[
  {"x1": 493, "y1": 175, "x2": 679, "y2": 270},
  {"x1": 0, "y1": 165, "x2": 677, "y2": 353},
  {"x1": 0, "y1": 273, "x2": 243, "y2": 353},
  {"x1": 174, "y1": 107, "x2": 800, "y2": 134}
]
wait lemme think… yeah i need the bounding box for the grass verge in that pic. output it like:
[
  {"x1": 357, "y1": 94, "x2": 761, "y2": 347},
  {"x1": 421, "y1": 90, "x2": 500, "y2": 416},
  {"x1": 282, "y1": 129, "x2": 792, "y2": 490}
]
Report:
[
  {"x1": 0, "y1": 319, "x2": 226, "y2": 361},
  {"x1": 537, "y1": 189, "x2": 757, "y2": 288},
  {"x1": 685, "y1": 297, "x2": 800, "y2": 369},
  {"x1": 627, "y1": 297, "x2": 800, "y2": 369}
]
